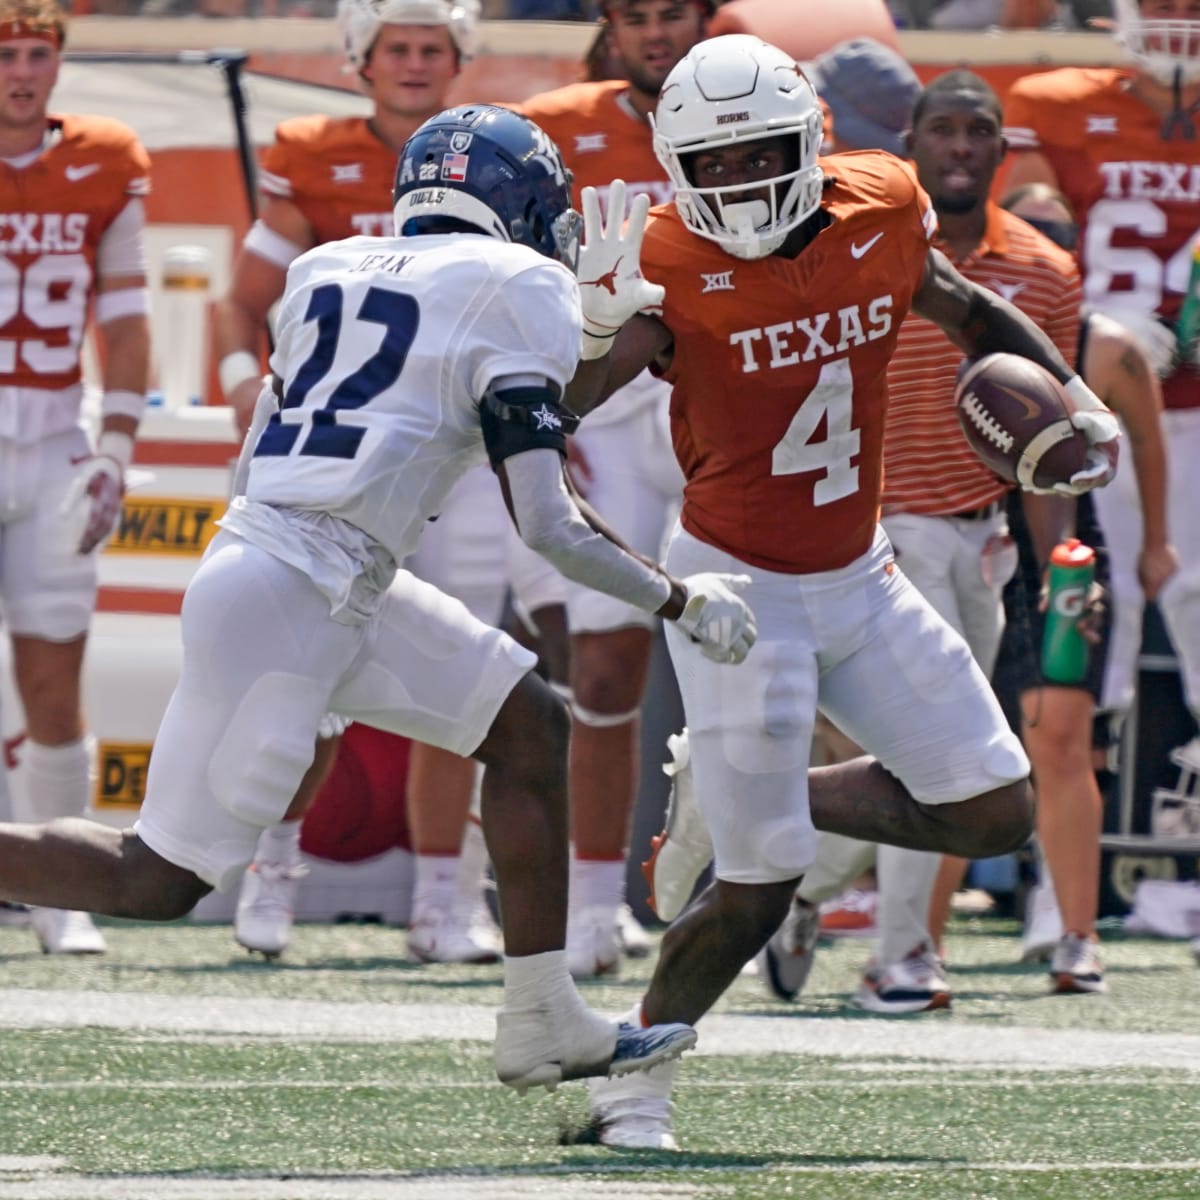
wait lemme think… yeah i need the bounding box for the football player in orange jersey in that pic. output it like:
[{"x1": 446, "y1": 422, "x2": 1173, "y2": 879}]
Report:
[
  {"x1": 566, "y1": 34, "x2": 1121, "y2": 1151},
  {"x1": 515, "y1": 0, "x2": 712, "y2": 981},
  {"x1": 1004, "y1": 0, "x2": 1200, "y2": 797},
  {"x1": 213, "y1": 0, "x2": 512, "y2": 966},
  {"x1": 0, "y1": 0, "x2": 151, "y2": 955}
]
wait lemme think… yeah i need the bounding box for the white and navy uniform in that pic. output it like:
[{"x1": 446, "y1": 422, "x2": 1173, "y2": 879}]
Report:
[{"x1": 134, "y1": 234, "x2": 587, "y2": 891}]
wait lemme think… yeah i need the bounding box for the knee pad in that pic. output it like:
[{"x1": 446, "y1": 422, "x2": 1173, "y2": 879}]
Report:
[
  {"x1": 208, "y1": 673, "x2": 326, "y2": 829},
  {"x1": 748, "y1": 815, "x2": 815, "y2": 880}
]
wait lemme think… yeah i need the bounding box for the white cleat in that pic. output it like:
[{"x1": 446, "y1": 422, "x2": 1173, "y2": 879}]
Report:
[
  {"x1": 588, "y1": 1058, "x2": 679, "y2": 1150},
  {"x1": 31, "y1": 908, "x2": 106, "y2": 955},
  {"x1": 616, "y1": 904, "x2": 652, "y2": 959},
  {"x1": 495, "y1": 1010, "x2": 696, "y2": 1096},
  {"x1": 641, "y1": 729, "x2": 713, "y2": 922},
  {"x1": 407, "y1": 913, "x2": 501, "y2": 964},
  {"x1": 757, "y1": 893, "x2": 821, "y2": 1002},
  {"x1": 567, "y1": 905, "x2": 622, "y2": 979},
  {"x1": 234, "y1": 860, "x2": 306, "y2": 959}
]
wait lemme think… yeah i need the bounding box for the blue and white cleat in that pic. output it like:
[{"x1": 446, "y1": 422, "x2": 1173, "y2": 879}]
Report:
[
  {"x1": 608, "y1": 1021, "x2": 697, "y2": 1078},
  {"x1": 495, "y1": 1011, "x2": 697, "y2": 1096}
]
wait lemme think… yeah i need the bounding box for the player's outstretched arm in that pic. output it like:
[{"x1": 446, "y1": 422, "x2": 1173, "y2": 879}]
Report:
[
  {"x1": 914, "y1": 247, "x2": 1120, "y2": 495},
  {"x1": 483, "y1": 380, "x2": 755, "y2": 665}
]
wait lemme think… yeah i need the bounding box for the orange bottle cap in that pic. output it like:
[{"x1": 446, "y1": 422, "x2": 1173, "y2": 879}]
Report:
[{"x1": 1049, "y1": 538, "x2": 1095, "y2": 567}]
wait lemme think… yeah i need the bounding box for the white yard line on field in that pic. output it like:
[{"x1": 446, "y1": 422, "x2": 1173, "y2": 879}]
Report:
[
  {"x1": 0, "y1": 1170, "x2": 705, "y2": 1200},
  {"x1": 0, "y1": 987, "x2": 1197, "y2": 1073}
]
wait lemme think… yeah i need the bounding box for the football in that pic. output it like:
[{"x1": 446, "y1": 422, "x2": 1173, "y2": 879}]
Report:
[{"x1": 955, "y1": 353, "x2": 1089, "y2": 490}]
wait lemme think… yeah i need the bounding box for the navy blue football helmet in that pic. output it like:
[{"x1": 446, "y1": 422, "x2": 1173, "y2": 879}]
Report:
[{"x1": 393, "y1": 105, "x2": 582, "y2": 272}]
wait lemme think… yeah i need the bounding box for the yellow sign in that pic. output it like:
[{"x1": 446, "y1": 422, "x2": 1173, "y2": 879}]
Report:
[
  {"x1": 108, "y1": 497, "x2": 221, "y2": 556},
  {"x1": 95, "y1": 742, "x2": 152, "y2": 810}
]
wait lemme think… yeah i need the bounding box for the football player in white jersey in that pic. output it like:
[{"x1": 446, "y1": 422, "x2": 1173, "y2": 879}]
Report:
[{"x1": 0, "y1": 105, "x2": 758, "y2": 1094}]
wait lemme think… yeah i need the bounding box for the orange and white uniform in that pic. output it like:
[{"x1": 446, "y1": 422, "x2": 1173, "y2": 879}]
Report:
[
  {"x1": 646, "y1": 153, "x2": 1029, "y2": 885},
  {"x1": 0, "y1": 113, "x2": 149, "y2": 638},
  {"x1": 257, "y1": 114, "x2": 507, "y2": 627},
  {"x1": 1005, "y1": 68, "x2": 1198, "y2": 413},
  {"x1": 517, "y1": 81, "x2": 684, "y2": 634},
  {"x1": 1006, "y1": 68, "x2": 1200, "y2": 722},
  {"x1": 259, "y1": 115, "x2": 395, "y2": 243}
]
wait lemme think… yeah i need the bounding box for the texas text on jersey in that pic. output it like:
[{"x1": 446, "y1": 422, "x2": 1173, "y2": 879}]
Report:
[
  {"x1": 259, "y1": 115, "x2": 397, "y2": 242},
  {"x1": 0, "y1": 113, "x2": 149, "y2": 391},
  {"x1": 1005, "y1": 67, "x2": 1200, "y2": 411},
  {"x1": 641, "y1": 151, "x2": 936, "y2": 574}
]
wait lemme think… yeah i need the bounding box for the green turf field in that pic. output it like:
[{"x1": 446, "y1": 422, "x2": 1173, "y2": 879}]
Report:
[{"x1": 0, "y1": 915, "x2": 1196, "y2": 1199}]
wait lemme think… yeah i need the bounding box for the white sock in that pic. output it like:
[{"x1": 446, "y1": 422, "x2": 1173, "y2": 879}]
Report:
[
  {"x1": 569, "y1": 856, "x2": 625, "y2": 918},
  {"x1": 13, "y1": 737, "x2": 92, "y2": 823},
  {"x1": 875, "y1": 845, "x2": 940, "y2": 967},
  {"x1": 454, "y1": 817, "x2": 492, "y2": 921},
  {"x1": 412, "y1": 853, "x2": 459, "y2": 924},
  {"x1": 253, "y1": 820, "x2": 302, "y2": 867}
]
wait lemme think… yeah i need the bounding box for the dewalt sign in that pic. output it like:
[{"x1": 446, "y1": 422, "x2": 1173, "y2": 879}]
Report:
[
  {"x1": 108, "y1": 497, "x2": 221, "y2": 556},
  {"x1": 95, "y1": 743, "x2": 153, "y2": 810}
]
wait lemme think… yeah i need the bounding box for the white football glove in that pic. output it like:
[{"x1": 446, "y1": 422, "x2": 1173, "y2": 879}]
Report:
[
  {"x1": 577, "y1": 179, "x2": 665, "y2": 360},
  {"x1": 1043, "y1": 376, "x2": 1120, "y2": 497},
  {"x1": 59, "y1": 430, "x2": 133, "y2": 554},
  {"x1": 675, "y1": 573, "x2": 757, "y2": 665}
]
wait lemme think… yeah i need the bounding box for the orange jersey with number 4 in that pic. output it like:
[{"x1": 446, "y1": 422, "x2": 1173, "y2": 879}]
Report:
[
  {"x1": 640, "y1": 152, "x2": 935, "y2": 574},
  {"x1": 0, "y1": 114, "x2": 149, "y2": 391}
]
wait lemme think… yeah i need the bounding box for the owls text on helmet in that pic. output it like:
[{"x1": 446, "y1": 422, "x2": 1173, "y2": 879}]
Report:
[{"x1": 393, "y1": 105, "x2": 582, "y2": 271}]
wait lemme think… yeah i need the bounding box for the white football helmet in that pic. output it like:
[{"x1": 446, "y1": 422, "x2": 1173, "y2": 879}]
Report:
[
  {"x1": 337, "y1": 0, "x2": 481, "y2": 71},
  {"x1": 1113, "y1": 0, "x2": 1200, "y2": 85},
  {"x1": 651, "y1": 35, "x2": 824, "y2": 260}
]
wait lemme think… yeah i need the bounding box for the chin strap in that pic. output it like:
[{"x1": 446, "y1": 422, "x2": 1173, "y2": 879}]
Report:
[{"x1": 1161, "y1": 65, "x2": 1199, "y2": 140}]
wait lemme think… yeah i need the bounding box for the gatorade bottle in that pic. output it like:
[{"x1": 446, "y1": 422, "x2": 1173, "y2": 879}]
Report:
[
  {"x1": 1041, "y1": 539, "x2": 1096, "y2": 685},
  {"x1": 1176, "y1": 240, "x2": 1200, "y2": 362}
]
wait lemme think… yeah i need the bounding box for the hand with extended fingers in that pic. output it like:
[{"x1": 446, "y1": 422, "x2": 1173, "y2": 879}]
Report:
[{"x1": 576, "y1": 179, "x2": 665, "y2": 360}]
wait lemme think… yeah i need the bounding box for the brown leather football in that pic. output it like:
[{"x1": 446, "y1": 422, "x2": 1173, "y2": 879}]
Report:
[{"x1": 955, "y1": 353, "x2": 1088, "y2": 490}]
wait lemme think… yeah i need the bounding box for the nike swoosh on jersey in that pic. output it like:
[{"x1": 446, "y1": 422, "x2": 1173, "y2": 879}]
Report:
[
  {"x1": 65, "y1": 164, "x2": 101, "y2": 182},
  {"x1": 850, "y1": 233, "x2": 885, "y2": 259}
]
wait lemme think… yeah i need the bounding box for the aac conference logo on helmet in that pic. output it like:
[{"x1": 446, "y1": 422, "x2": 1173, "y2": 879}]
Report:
[{"x1": 440, "y1": 131, "x2": 473, "y2": 183}]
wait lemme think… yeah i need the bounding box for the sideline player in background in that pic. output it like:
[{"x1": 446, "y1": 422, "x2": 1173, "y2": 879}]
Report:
[
  {"x1": 927, "y1": 181, "x2": 1175, "y2": 991},
  {"x1": 213, "y1": 0, "x2": 508, "y2": 964},
  {"x1": 515, "y1": 0, "x2": 711, "y2": 979},
  {"x1": 0, "y1": 0, "x2": 151, "y2": 954},
  {"x1": 570, "y1": 35, "x2": 1120, "y2": 1150},
  {"x1": 1003, "y1": 0, "x2": 1200, "y2": 780},
  {"x1": 0, "y1": 104, "x2": 759, "y2": 1094}
]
